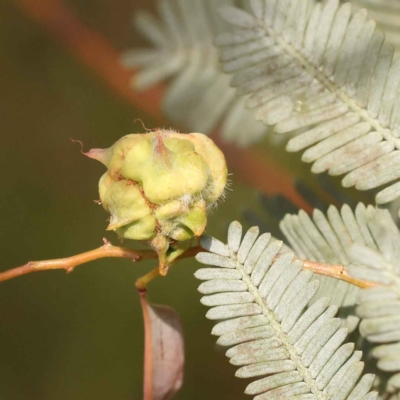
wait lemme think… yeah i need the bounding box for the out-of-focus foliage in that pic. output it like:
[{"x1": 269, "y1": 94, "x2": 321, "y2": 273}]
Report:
[
  {"x1": 349, "y1": 0, "x2": 400, "y2": 57},
  {"x1": 122, "y1": 0, "x2": 268, "y2": 146}
]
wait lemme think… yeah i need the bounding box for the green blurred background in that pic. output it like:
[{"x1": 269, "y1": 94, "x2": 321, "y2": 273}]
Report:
[{"x1": 0, "y1": 0, "x2": 260, "y2": 398}]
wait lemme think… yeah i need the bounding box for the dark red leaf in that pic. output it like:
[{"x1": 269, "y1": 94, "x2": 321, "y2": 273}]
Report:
[{"x1": 140, "y1": 291, "x2": 184, "y2": 400}]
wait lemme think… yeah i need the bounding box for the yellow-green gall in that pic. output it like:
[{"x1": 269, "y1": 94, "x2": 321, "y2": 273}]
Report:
[
  {"x1": 103, "y1": 180, "x2": 151, "y2": 231},
  {"x1": 116, "y1": 214, "x2": 157, "y2": 241},
  {"x1": 87, "y1": 130, "x2": 228, "y2": 275},
  {"x1": 121, "y1": 137, "x2": 210, "y2": 204}
]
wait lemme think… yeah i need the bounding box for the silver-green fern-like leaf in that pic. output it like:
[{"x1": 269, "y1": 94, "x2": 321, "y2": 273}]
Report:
[
  {"x1": 279, "y1": 203, "x2": 376, "y2": 332},
  {"x1": 349, "y1": 207, "x2": 400, "y2": 398},
  {"x1": 357, "y1": 287, "x2": 400, "y2": 398},
  {"x1": 195, "y1": 221, "x2": 377, "y2": 399},
  {"x1": 281, "y1": 203, "x2": 400, "y2": 397},
  {"x1": 350, "y1": 0, "x2": 400, "y2": 56},
  {"x1": 216, "y1": 0, "x2": 400, "y2": 205},
  {"x1": 121, "y1": 0, "x2": 267, "y2": 145}
]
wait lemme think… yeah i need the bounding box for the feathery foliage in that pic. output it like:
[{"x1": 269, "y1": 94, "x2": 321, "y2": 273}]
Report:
[
  {"x1": 350, "y1": 207, "x2": 400, "y2": 398},
  {"x1": 122, "y1": 0, "x2": 267, "y2": 145},
  {"x1": 195, "y1": 221, "x2": 377, "y2": 399},
  {"x1": 125, "y1": 0, "x2": 400, "y2": 204},
  {"x1": 216, "y1": 0, "x2": 400, "y2": 206},
  {"x1": 350, "y1": 0, "x2": 400, "y2": 56},
  {"x1": 280, "y1": 203, "x2": 400, "y2": 397},
  {"x1": 280, "y1": 203, "x2": 365, "y2": 332}
]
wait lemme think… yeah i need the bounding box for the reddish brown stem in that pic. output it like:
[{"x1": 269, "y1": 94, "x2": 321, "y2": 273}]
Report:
[
  {"x1": 269, "y1": 255, "x2": 380, "y2": 289},
  {"x1": 0, "y1": 243, "x2": 203, "y2": 284},
  {"x1": 0, "y1": 232, "x2": 381, "y2": 290},
  {"x1": 301, "y1": 259, "x2": 380, "y2": 289},
  {"x1": 0, "y1": 242, "x2": 158, "y2": 283}
]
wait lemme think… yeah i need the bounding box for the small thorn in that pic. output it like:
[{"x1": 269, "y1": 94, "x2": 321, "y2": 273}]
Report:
[{"x1": 66, "y1": 267, "x2": 74, "y2": 274}]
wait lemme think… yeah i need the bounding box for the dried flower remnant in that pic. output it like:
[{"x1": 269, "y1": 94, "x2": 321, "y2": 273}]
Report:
[{"x1": 87, "y1": 130, "x2": 228, "y2": 275}]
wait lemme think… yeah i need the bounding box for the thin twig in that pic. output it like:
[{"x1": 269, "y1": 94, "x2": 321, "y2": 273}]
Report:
[
  {"x1": 272, "y1": 254, "x2": 380, "y2": 288},
  {"x1": 301, "y1": 259, "x2": 380, "y2": 289},
  {"x1": 0, "y1": 241, "x2": 155, "y2": 283},
  {"x1": 0, "y1": 235, "x2": 380, "y2": 289},
  {"x1": 0, "y1": 240, "x2": 203, "y2": 284},
  {"x1": 136, "y1": 268, "x2": 160, "y2": 291}
]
